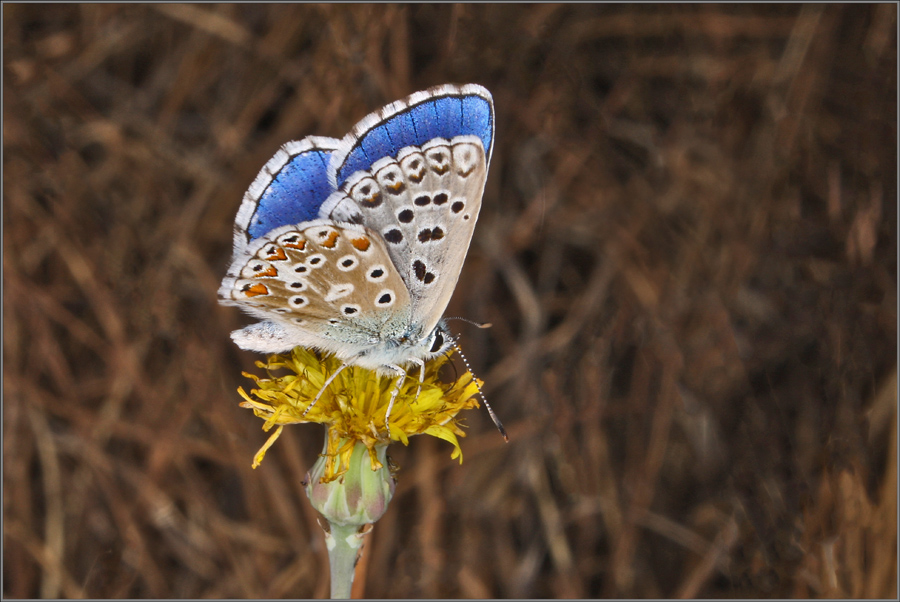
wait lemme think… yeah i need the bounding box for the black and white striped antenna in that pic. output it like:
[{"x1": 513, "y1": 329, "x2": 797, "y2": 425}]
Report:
[{"x1": 446, "y1": 329, "x2": 508, "y2": 442}]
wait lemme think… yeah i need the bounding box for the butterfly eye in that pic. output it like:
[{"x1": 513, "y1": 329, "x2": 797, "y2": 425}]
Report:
[{"x1": 429, "y1": 330, "x2": 445, "y2": 353}]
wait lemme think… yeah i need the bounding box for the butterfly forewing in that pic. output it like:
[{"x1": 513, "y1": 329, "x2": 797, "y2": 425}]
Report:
[{"x1": 320, "y1": 136, "x2": 486, "y2": 336}]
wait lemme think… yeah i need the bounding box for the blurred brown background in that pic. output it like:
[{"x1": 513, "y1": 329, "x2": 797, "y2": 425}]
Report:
[{"x1": 3, "y1": 4, "x2": 896, "y2": 599}]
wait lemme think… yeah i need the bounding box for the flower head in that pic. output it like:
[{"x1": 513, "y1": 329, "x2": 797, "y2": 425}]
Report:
[{"x1": 238, "y1": 348, "x2": 482, "y2": 481}]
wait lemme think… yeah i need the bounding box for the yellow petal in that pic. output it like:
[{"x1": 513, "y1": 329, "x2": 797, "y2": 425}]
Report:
[{"x1": 251, "y1": 425, "x2": 284, "y2": 468}]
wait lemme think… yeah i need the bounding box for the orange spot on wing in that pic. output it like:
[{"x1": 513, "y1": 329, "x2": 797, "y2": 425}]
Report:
[
  {"x1": 284, "y1": 240, "x2": 306, "y2": 250},
  {"x1": 322, "y1": 230, "x2": 340, "y2": 248},
  {"x1": 253, "y1": 266, "x2": 278, "y2": 278},
  {"x1": 264, "y1": 247, "x2": 287, "y2": 261},
  {"x1": 243, "y1": 283, "x2": 269, "y2": 297},
  {"x1": 351, "y1": 237, "x2": 370, "y2": 251}
]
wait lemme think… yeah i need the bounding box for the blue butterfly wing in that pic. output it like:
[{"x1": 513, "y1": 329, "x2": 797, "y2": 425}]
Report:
[
  {"x1": 329, "y1": 84, "x2": 494, "y2": 189},
  {"x1": 234, "y1": 136, "x2": 340, "y2": 248}
]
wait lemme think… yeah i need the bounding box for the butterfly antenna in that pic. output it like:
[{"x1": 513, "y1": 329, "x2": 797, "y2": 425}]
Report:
[
  {"x1": 451, "y1": 338, "x2": 508, "y2": 442},
  {"x1": 445, "y1": 317, "x2": 493, "y2": 329}
]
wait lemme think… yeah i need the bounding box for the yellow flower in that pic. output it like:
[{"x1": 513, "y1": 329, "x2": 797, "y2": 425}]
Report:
[{"x1": 238, "y1": 347, "x2": 482, "y2": 481}]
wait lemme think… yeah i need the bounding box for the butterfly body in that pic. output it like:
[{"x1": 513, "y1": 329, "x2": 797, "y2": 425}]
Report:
[{"x1": 219, "y1": 84, "x2": 494, "y2": 378}]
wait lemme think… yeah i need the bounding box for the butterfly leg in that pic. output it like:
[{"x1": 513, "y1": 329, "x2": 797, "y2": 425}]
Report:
[
  {"x1": 411, "y1": 358, "x2": 425, "y2": 403},
  {"x1": 302, "y1": 361, "x2": 349, "y2": 417},
  {"x1": 383, "y1": 364, "x2": 409, "y2": 430}
]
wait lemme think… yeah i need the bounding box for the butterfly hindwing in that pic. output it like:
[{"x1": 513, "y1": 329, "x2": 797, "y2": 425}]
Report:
[{"x1": 220, "y1": 221, "x2": 412, "y2": 355}]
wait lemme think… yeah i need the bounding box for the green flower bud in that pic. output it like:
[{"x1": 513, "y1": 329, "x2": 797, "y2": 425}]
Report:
[{"x1": 306, "y1": 438, "x2": 395, "y2": 527}]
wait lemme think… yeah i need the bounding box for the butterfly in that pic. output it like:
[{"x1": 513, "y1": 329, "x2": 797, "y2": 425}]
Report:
[{"x1": 219, "y1": 84, "x2": 504, "y2": 433}]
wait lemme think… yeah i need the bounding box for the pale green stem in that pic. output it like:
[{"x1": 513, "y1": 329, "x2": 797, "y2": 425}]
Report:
[
  {"x1": 306, "y1": 440, "x2": 394, "y2": 599},
  {"x1": 325, "y1": 522, "x2": 364, "y2": 599}
]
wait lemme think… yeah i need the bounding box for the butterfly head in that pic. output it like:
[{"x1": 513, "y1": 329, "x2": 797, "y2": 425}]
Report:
[
  {"x1": 424, "y1": 321, "x2": 455, "y2": 358},
  {"x1": 351, "y1": 320, "x2": 454, "y2": 371}
]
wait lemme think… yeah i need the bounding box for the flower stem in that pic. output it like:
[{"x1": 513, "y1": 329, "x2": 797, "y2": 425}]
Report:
[{"x1": 325, "y1": 522, "x2": 364, "y2": 599}]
